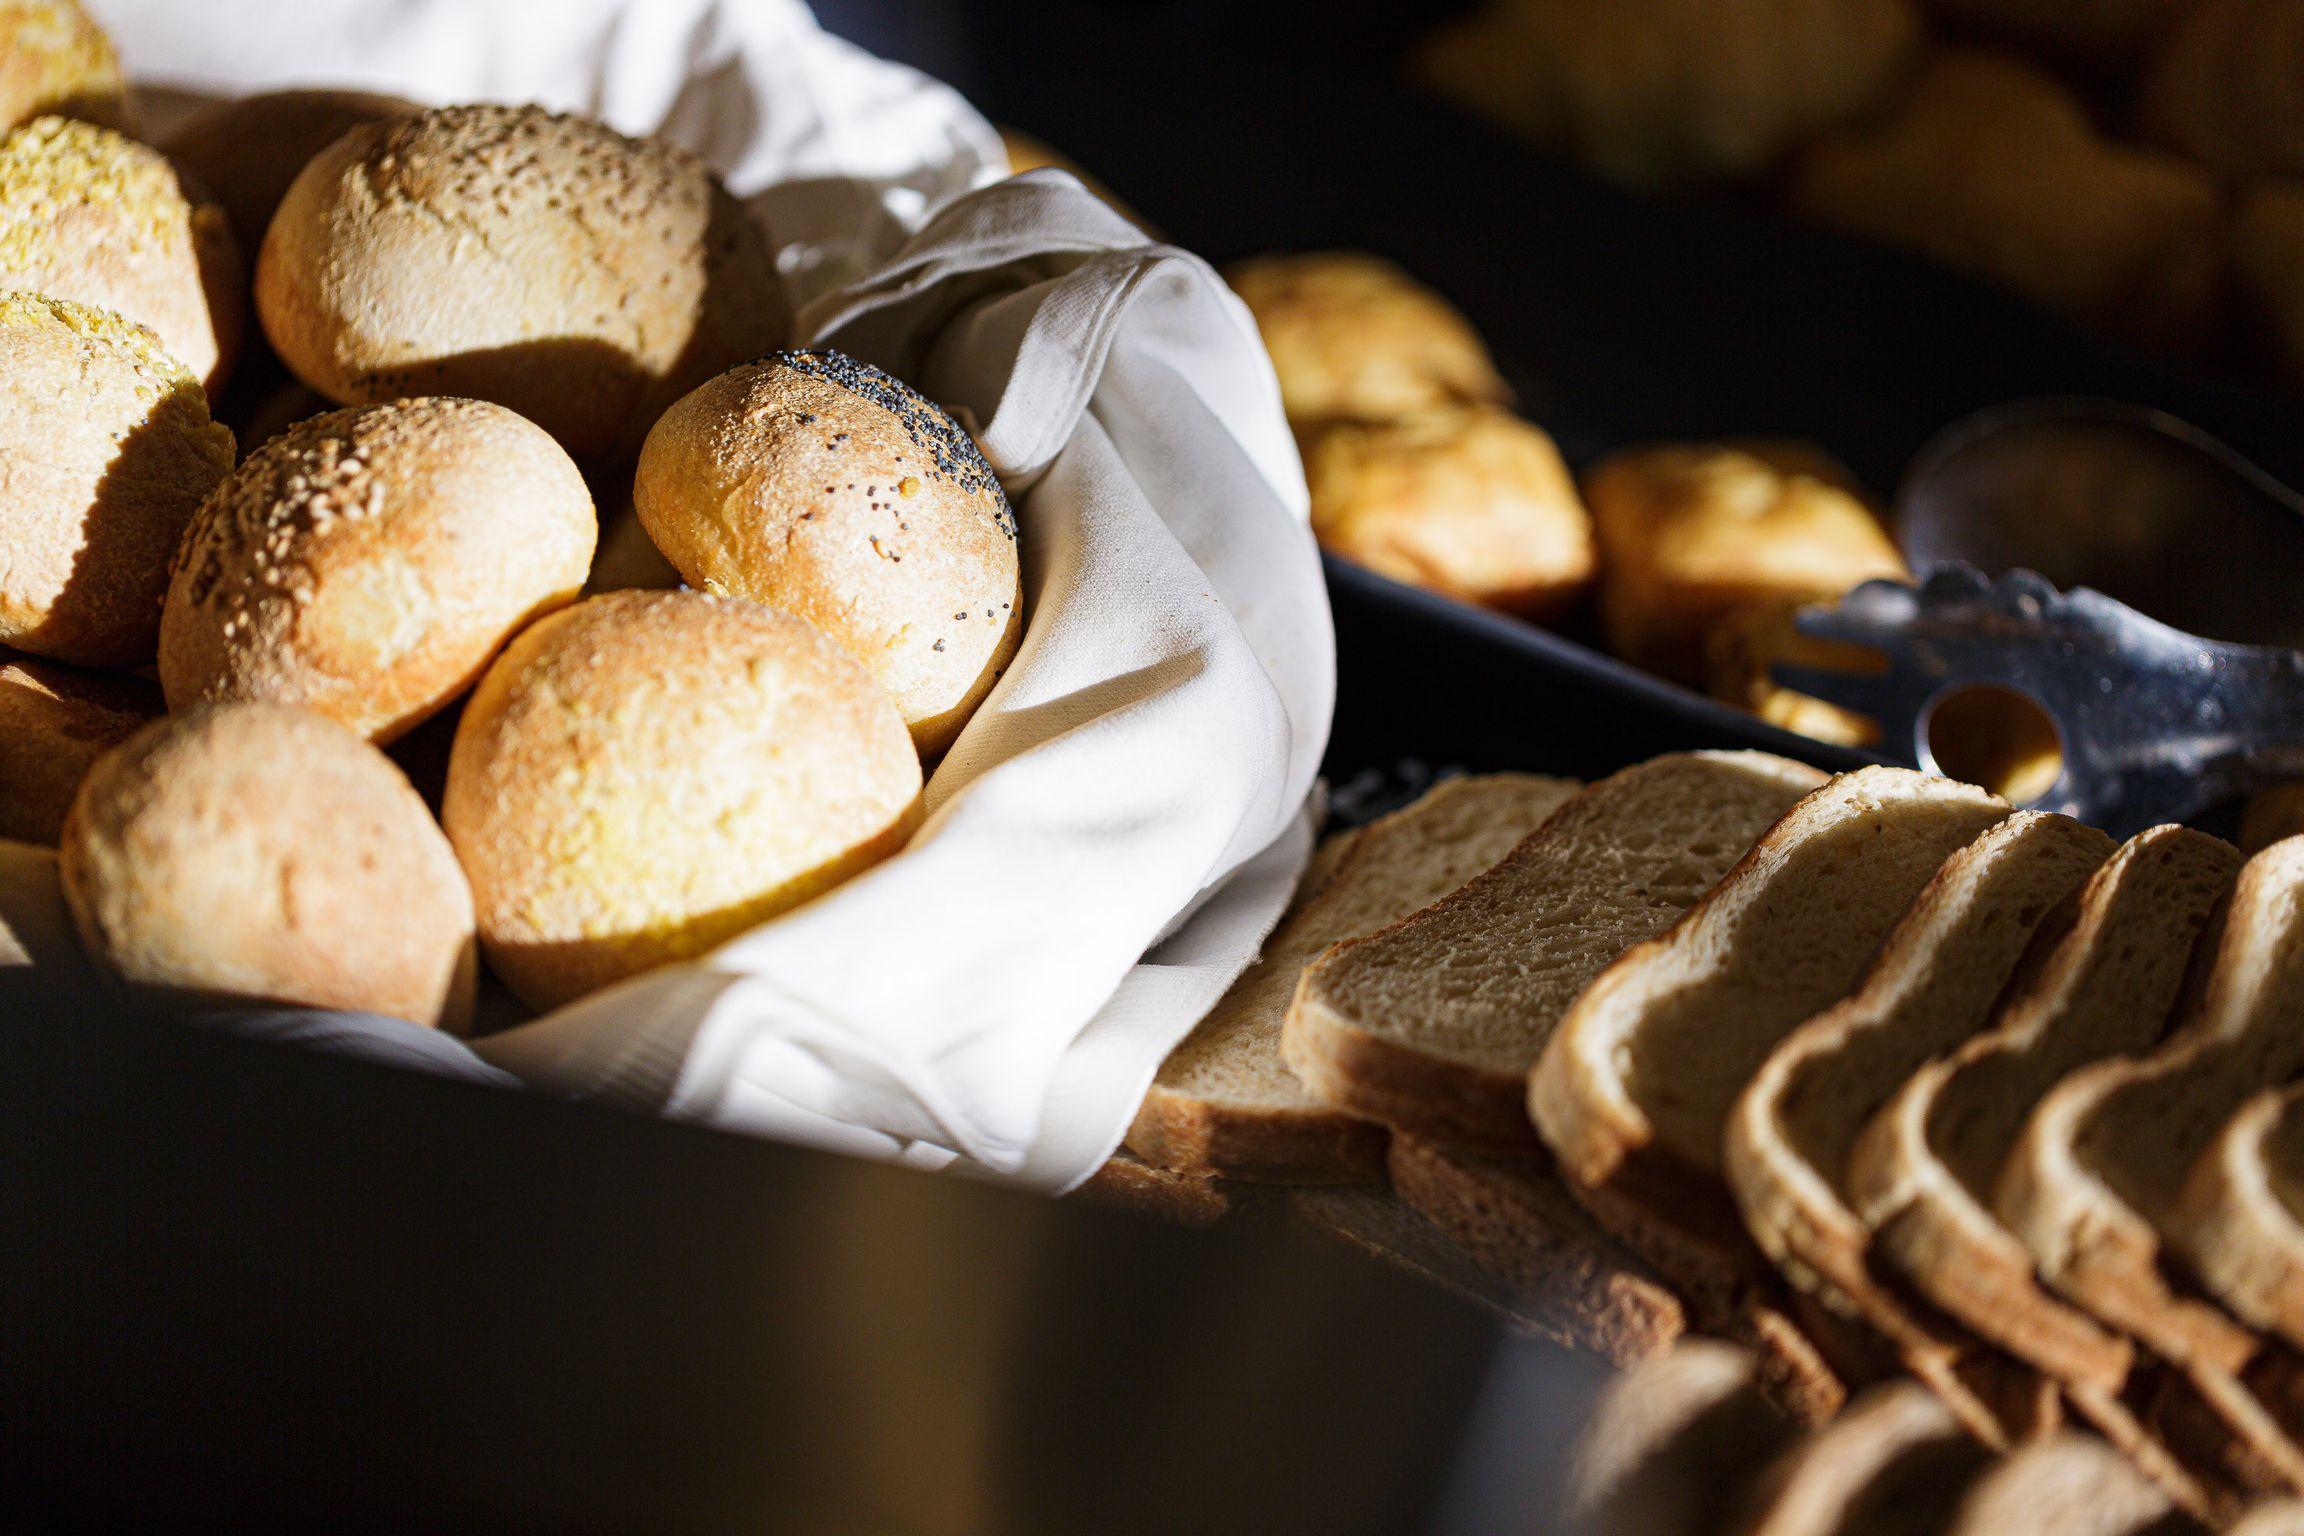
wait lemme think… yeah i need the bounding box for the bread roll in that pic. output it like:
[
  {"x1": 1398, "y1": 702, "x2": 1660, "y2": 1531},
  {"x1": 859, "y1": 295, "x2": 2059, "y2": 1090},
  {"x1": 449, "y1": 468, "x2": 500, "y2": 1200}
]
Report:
[
  {"x1": 0, "y1": 1, "x2": 125, "y2": 133},
  {"x1": 0, "y1": 292, "x2": 236, "y2": 666},
  {"x1": 1303, "y1": 405, "x2": 1595, "y2": 621},
  {"x1": 1788, "y1": 51, "x2": 2225, "y2": 354},
  {"x1": 1228, "y1": 252, "x2": 1509, "y2": 433},
  {"x1": 257, "y1": 103, "x2": 788, "y2": 460},
  {"x1": 1417, "y1": 0, "x2": 1921, "y2": 191},
  {"x1": 0, "y1": 650, "x2": 162, "y2": 843},
  {"x1": 161, "y1": 397, "x2": 597, "y2": 743},
  {"x1": 634, "y1": 350, "x2": 1021, "y2": 756},
  {"x1": 60, "y1": 701, "x2": 477, "y2": 1028},
  {"x1": 1587, "y1": 441, "x2": 1907, "y2": 684},
  {"x1": 443, "y1": 590, "x2": 922, "y2": 1011},
  {"x1": 0, "y1": 115, "x2": 243, "y2": 392},
  {"x1": 160, "y1": 87, "x2": 419, "y2": 255}
]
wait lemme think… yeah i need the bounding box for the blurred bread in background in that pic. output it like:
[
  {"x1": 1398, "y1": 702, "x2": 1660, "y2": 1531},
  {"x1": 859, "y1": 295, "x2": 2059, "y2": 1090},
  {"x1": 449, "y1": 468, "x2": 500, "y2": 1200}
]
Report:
[
  {"x1": 1587, "y1": 441, "x2": 1906, "y2": 685},
  {"x1": 160, "y1": 397, "x2": 597, "y2": 743},
  {"x1": 1419, "y1": 0, "x2": 1923, "y2": 192},
  {"x1": 0, "y1": 0, "x2": 125, "y2": 133},
  {"x1": 0, "y1": 114, "x2": 243, "y2": 392},
  {"x1": 1228, "y1": 252, "x2": 1511, "y2": 435},
  {"x1": 635, "y1": 349, "x2": 1021, "y2": 758},
  {"x1": 0, "y1": 292, "x2": 235, "y2": 667},
  {"x1": 1786, "y1": 51, "x2": 2224, "y2": 353},
  {"x1": 1703, "y1": 601, "x2": 1881, "y2": 748},
  {"x1": 59, "y1": 701, "x2": 477, "y2": 1029},
  {"x1": 1303, "y1": 405, "x2": 1595, "y2": 621},
  {"x1": 0, "y1": 651, "x2": 162, "y2": 844},
  {"x1": 257, "y1": 103, "x2": 787, "y2": 461},
  {"x1": 442, "y1": 590, "x2": 923, "y2": 1012},
  {"x1": 162, "y1": 86, "x2": 420, "y2": 255}
]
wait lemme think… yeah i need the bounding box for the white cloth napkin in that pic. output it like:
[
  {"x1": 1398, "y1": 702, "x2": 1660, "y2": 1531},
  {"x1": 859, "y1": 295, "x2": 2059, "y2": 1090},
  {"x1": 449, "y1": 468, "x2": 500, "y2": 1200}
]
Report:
[{"x1": 86, "y1": 0, "x2": 1334, "y2": 1192}]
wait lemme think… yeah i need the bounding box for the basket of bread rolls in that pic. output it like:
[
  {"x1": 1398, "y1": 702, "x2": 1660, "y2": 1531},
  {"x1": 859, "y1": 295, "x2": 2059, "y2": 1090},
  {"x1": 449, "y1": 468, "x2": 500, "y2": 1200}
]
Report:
[{"x1": 0, "y1": 0, "x2": 1332, "y2": 1192}]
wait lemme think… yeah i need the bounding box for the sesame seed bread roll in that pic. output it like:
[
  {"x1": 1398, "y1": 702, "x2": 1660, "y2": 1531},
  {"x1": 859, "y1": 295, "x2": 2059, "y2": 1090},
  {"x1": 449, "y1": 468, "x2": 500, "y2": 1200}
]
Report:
[
  {"x1": 0, "y1": 115, "x2": 243, "y2": 393},
  {"x1": 443, "y1": 590, "x2": 923, "y2": 1012},
  {"x1": 0, "y1": 1, "x2": 126, "y2": 133},
  {"x1": 59, "y1": 702, "x2": 477, "y2": 1030},
  {"x1": 160, "y1": 397, "x2": 597, "y2": 744},
  {"x1": 634, "y1": 350, "x2": 1022, "y2": 757},
  {"x1": 256, "y1": 103, "x2": 788, "y2": 461},
  {"x1": 0, "y1": 650, "x2": 161, "y2": 844},
  {"x1": 0, "y1": 293, "x2": 236, "y2": 666},
  {"x1": 161, "y1": 88, "x2": 420, "y2": 257}
]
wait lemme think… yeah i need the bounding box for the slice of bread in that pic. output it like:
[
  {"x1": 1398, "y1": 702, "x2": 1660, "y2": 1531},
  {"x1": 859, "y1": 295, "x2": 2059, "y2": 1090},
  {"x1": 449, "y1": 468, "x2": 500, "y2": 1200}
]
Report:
[
  {"x1": 1129, "y1": 774, "x2": 1577, "y2": 1181},
  {"x1": 1287, "y1": 751, "x2": 1828, "y2": 1152},
  {"x1": 1386, "y1": 1133, "x2": 1685, "y2": 1366},
  {"x1": 1849, "y1": 826, "x2": 2239, "y2": 1391},
  {"x1": 1998, "y1": 837, "x2": 2304, "y2": 1374},
  {"x1": 1070, "y1": 1150, "x2": 1239, "y2": 1227},
  {"x1": 1941, "y1": 1433, "x2": 2184, "y2": 1536},
  {"x1": 1733, "y1": 1379, "x2": 1991, "y2": 1536},
  {"x1": 1726, "y1": 810, "x2": 2113, "y2": 1443},
  {"x1": 1565, "y1": 1339, "x2": 1798, "y2": 1536},
  {"x1": 2169, "y1": 1083, "x2": 2304, "y2": 1350},
  {"x1": 1532, "y1": 766, "x2": 2009, "y2": 1314}
]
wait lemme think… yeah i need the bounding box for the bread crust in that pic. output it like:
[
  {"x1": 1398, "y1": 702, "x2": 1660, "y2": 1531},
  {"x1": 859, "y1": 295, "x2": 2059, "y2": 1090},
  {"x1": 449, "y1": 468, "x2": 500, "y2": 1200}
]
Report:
[
  {"x1": 0, "y1": 651, "x2": 160, "y2": 844},
  {"x1": 634, "y1": 349, "x2": 1021, "y2": 757},
  {"x1": 160, "y1": 397, "x2": 597, "y2": 743},
  {"x1": 0, "y1": 292, "x2": 235, "y2": 666},
  {"x1": 0, "y1": 2, "x2": 125, "y2": 134},
  {"x1": 442, "y1": 590, "x2": 923, "y2": 1013},
  {"x1": 2171, "y1": 1085, "x2": 2304, "y2": 1350},
  {"x1": 0, "y1": 114, "x2": 242, "y2": 393},
  {"x1": 257, "y1": 103, "x2": 787, "y2": 460},
  {"x1": 58, "y1": 701, "x2": 476, "y2": 1028}
]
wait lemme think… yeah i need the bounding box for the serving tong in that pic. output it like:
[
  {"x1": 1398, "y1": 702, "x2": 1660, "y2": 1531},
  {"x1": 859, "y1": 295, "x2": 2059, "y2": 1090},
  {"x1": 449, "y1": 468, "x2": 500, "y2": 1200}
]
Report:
[{"x1": 1775, "y1": 401, "x2": 2304, "y2": 837}]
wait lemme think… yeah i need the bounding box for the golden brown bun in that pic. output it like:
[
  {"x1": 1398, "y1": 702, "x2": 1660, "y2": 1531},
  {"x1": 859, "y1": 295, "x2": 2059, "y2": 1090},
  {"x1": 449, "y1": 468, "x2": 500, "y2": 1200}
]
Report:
[
  {"x1": 443, "y1": 590, "x2": 923, "y2": 1012},
  {"x1": 0, "y1": 115, "x2": 243, "y2": 393},
  {"x1": 0, "y1": 292, "x2": 236, "y2": 667},
  {"x1": 256, "y1": 103, "x2": 789, "y2": 461},
  {"x1": 1703, "y1": 600, "x2": 1880, "y2": 747},
  {"x1": 60, "y1": 701, "x2": 477, "y2": 1029},
  {"x1": 1417, "y1": 0, "x2": 1921, "y2": 191},
  {"x1": 160, "y1": 397, "x2": 596, "y2": 743},
  {"x1": 1303, "y1": 406, "x2": 1595, "y2": 621},
  {"x1": 1787, "y1": 51, "x2": 2226, "y2": 353},
  {"x1": 0, "y1": 1, "x2": 126, "y2": 133},
  {"x1": 1227, "y1": 253, "x2": 1509, "y2": 433},
  {"x1": 1586, "y1": 441, "x2": 1907, "y2": 684},
  {"x1": 0, "y1": 650, "x2": 161, "y2": 843},
  {"x1": 161, "y1": 87, "x2": 420, "y2": 256},
  {"x1": 634, "y1": 350, "x2": 1021, "y2": 756},
  {"x1": 2233, "y1": 181, "x2": 2304, "y2": 391}
]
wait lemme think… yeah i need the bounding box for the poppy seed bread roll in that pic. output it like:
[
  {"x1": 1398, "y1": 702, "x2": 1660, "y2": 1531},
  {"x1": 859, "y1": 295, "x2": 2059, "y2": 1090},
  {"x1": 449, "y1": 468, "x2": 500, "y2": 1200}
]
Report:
[
  {"x1": 443, "y1": 590, "x2": 923, "y2": 1012},
  {"x1": 0, "y1": 292, "x2": 236, "y2": 666},
  {"x1": 0, "y1": 651, "x2": 162, "y2": 844},
  {"x1": 0, "y1": 115, "x2": 243, "y2": 393},
  {"x1": 256, "y1": 103, "x2": 788, "y2": 461},
  {"x1": 0, "y1": 1, "x2": 127, "y2": 133},
  {"x1": 160, "y1": 397, "x2": 597, "y2": 744},
  {"x1": 60, "y1": 702, "x2": 477, "y2": 1029},
  {"x1": 634, "y1": 350, "x2": 1022, "y2": 757},
  {"x1": 161, "y1": 87, "x2": 420, "y2": 256}
]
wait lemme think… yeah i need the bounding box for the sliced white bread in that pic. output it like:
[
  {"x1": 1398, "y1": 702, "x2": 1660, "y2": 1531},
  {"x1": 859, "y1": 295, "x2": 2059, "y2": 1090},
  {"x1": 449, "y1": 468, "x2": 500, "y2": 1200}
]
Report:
[
  {"x1": 1287, "y1": 751, "x2": 1828, "y2": 1152},
  {"x1": 1533, "y1": 766, "x2": 2009, "y2": 1316},
  {"x1": 1941, "y1": 1432, "x2": 2187, "y2": 1536},
  {"x1": 2170, "y1": 1084, "x2": 2304, "y2": 1350},
  {"x1": 1726, "y1": 810, "x2": 2113, "y2": 1444},
  {"x1": 1998, "y1": 837, "x2": 2304, "y2": 1491},
  {"x1": 1731, "y1": 1379, "x2": 1991, "y2": 1536},
  {"x1": 1565, "y1": 1338, "x2": 1798, "y2": 1536},
  {"x1": 1128, "y1": 774, "x2": 1576, "y2": 1181},
  {"x1": 1386, "y1": 1133, "x2": 1685, "y2": 1366},
  {"x1": 1849, "y1": 826, "x2": 2240, "y2": 1391},
  {"x1": 1998, "y1": 836, "x2": 2304, "y2": 1370}
]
